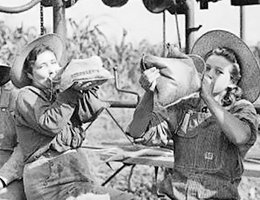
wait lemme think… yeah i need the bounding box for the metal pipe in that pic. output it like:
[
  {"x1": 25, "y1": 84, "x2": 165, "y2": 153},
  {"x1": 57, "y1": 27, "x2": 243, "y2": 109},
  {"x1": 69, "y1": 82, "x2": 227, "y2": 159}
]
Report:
[
  {"x1": 107, "y1": 100, "x2": 137, "y2": 108},
  {"x1": 104, "y1": 108, "x2": 134, "y2": 144},
  {"x1": 185, "y1": 0, "x2": 195, "y2": 53},
  {"x1": 102, "y1": 164, "x2": 130, "y2": 186},
  {"x1": 240, "y1": 5, "x2": 245, "y2": 40},
  {"x1": 53, "y1": 0, "x2": 67, "y2": 41},
  {"x1": 104, "y1": 66, "x2": 139, "y2": 108},
  {"x1": 53, "y1": 0, "x2": 68, "y2": 66},
  {"x1": 174, "y1": 11, "x2": 182, "y2": 50},
  {"x1": 162, "y1": 11, "x2": 166, "y2": 57},
  {"x1": 113, "y1": 66, "x2": 141, "y2": 103},
  {"x1": 0, "y1": 0, "x2": 40, "y2": 13}
]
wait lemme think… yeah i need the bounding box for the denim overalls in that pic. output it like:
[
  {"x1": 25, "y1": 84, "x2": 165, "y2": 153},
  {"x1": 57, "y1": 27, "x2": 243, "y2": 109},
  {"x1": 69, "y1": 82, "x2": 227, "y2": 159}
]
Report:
[
  {"x1": 0, "y1": 82, "x2": 26, "y2": 200},
  {"x1": 0, "y1": 82, "x2": 17, "y2": 153},
  {"x1": 142, "y1": 99, "x2": 258, "y2": 199}
]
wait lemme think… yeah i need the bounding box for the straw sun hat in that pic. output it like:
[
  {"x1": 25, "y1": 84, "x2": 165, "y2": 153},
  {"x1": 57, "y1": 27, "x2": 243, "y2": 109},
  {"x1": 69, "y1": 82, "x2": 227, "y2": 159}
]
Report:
[
  {"x1": 191, "y1": 30, "x2": 260, "y2": 103},
  {"x1": 10, "y1": 33, "x2": 64, "y2": 88}
]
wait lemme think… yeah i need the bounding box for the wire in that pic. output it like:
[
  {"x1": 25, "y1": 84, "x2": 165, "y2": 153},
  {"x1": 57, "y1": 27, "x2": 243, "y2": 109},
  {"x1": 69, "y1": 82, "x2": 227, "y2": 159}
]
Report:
[
  {"x1": 173, "y1": 0, "x2": 182, "y2": 49},
  {"x1": 162, "y1": 11, "x2": 166, "y2": 57}
]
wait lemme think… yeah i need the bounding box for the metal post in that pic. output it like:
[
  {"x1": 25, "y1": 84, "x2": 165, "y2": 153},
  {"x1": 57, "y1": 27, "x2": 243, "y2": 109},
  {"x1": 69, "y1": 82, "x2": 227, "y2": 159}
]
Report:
[
  {"x1": 163, "y1": 11, "x2": 166, "y2": 57},
  {"x1": 53, "y1": 0, "x2": 67, "y2": 65},
  {"x1": 240, "y1": 6, "x2": 245, "y2": 40},
  {"x1": 185, "y1": 0, "x2": 195, "y2": 54},
  {"x1": 53, "y1": 0, "x2": 67, "y2": 41}
]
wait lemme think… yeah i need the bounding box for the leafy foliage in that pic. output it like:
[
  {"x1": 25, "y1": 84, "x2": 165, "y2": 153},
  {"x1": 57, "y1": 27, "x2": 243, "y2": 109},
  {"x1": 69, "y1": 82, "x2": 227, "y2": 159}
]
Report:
[
  {"x1": 66, "y1": 17, "x2": 164, "y2": 102},
  {"x1": 0, "y1": 20, "x2": 38, "y2": 65}
]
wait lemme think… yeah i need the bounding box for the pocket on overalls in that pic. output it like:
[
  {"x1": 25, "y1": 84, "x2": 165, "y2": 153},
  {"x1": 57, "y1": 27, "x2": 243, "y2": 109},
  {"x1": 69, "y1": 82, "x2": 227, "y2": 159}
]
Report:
[
  {"x1": 173, "y1": 133, "x2": 198, "y2": 169},
  {"x1": 23, "y1": 157, "x2": 51, "y2": 198},
  {"x1": 175, "y1": 110, "x2": 200, "y2": 138},
  {"x1": 45, "y1": 150, "x2": 94, "y2": 186}
]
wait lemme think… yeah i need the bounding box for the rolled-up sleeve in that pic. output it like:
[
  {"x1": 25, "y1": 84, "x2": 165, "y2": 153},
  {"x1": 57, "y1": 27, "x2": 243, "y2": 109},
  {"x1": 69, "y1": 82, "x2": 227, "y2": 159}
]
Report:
[{"x1": 231, "y1": 99, "x2": 258, "y2": 156}]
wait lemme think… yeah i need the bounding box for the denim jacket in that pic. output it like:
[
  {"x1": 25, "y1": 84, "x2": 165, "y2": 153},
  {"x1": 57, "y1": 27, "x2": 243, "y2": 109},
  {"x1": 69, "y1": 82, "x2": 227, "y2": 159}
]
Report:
[
  {"x1": 15, "y1": 86, "x2": 133, "y2": 200},
  {"x1": 15, "y1": 86, "x2": 108, "y2": 161},
  {"x1": 141, "y1": 98, "x2": 258, "y2": 199}
]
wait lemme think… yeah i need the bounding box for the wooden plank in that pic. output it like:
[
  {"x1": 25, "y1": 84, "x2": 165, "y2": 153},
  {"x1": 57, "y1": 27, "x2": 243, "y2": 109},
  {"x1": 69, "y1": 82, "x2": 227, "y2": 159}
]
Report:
[
  {"x1": 122, "y1": 156, "x2": 174, "y2": 168},
  {"x1": 94, "y1": 144, "x2": 260, "y2": 178},
  {"x1": 243, "y1": 161, "x2": 260, "y2": 177},
  {"x1": 120, "y1": 155, "x2": 260, "y2": 178}
]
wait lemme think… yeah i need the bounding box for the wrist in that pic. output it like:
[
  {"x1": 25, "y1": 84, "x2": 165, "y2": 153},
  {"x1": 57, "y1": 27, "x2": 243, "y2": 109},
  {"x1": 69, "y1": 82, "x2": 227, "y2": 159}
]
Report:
[
  {"x1": 201, "y1": 91, "x2": 213, "y2": 103},
  {"x1": 57, "y1": 87, "x2": 82, "y2": 106},
  {"x1": 201, "y1": 93, "x2": 216, "y2": 108}
]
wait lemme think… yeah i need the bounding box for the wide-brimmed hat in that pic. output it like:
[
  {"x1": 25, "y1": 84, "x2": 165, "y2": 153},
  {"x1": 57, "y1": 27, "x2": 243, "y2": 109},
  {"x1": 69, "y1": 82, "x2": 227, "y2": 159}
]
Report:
[
  {"x1": 191, "y1": 30, "x2": 260, "y2": 103},
  {"x1": 0, "y1": 64, "x2": 11, "y2": 86},
  {"x1": 11, "y1": 33, "x2": 64, "y2": 88}
]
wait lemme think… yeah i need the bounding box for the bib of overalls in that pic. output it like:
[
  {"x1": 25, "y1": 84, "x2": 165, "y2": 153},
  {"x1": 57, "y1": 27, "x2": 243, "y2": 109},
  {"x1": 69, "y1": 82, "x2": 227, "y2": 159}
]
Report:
[
  {"x1": 173, "y1": 111, "x2": 243, "y2": 181},
  {"x1": 0, "y1": 83, "x2": 17, "y2": 152}
]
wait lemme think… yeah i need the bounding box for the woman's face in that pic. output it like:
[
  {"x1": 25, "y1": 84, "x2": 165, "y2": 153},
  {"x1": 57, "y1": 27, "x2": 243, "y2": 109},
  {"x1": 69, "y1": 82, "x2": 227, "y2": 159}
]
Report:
[
  {"x1": 31, "y1": 50, "x2": 61, "y2": 89},
  {"x1": 204, "y1": 54, "x2": 233, "y2": 95}
]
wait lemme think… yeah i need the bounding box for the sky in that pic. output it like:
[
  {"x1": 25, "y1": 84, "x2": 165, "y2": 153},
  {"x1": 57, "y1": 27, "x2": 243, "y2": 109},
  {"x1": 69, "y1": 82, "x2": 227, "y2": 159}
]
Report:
[{"x1": 0, "y1": 0, "x2": 260, "y2": 47}]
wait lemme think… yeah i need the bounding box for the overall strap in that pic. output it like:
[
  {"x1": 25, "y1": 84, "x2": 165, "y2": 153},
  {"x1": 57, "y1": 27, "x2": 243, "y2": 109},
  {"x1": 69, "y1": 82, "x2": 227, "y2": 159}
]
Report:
[{"x1": 0, "y1": 86, "x2": 11, "y2": 108}]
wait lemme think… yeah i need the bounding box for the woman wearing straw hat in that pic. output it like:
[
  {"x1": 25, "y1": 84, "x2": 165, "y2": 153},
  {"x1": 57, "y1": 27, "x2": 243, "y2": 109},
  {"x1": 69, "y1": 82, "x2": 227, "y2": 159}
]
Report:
[
  {"x1": 0, "y1": 64, "x2": 26, "y2": 200},
  {"x1": 10, "y1": 34, "x2": 135, "y2": 200},
  {"x1": 135, "y1": 30, "x2": 259, "y2": 199}
]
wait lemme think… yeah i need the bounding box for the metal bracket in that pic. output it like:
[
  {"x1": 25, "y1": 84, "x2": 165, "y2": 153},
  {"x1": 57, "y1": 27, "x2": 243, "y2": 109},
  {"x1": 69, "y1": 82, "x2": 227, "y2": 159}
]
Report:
[{"x1": 187, "y1": 25, "x2": 202, "y2": 35}]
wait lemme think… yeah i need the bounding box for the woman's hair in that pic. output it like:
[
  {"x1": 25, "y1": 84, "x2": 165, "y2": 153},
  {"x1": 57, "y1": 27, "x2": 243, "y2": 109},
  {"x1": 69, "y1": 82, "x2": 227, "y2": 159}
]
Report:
[
  {"x1": 24, "y1": 44, "x2": 56, "y2": 75},
  {"x1": 205, "y1": 47, "x2": 243, "y2": 107}
]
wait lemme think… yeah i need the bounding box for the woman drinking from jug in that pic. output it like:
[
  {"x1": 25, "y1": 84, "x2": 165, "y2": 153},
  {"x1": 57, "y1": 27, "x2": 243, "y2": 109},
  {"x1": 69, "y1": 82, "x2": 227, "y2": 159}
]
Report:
[
  {"x1": 11, "y1": 33, "x2": 135, "y2": 200},
  {"x1": 131, "y1": 30, "x2": 259, "y2": 199}
]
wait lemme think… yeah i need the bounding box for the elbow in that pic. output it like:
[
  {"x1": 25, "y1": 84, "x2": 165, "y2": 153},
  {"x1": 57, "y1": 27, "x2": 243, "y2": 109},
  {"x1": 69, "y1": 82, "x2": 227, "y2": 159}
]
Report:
[
  {"x1": 232, "y1": 138, "x2": 246, "y2": 145},
  {"x1": 232, "y1": 132, "x2": 251, "y2": 145},
  {"x1": 39, "y1": 117, "x2": 63, "y2": 135}
]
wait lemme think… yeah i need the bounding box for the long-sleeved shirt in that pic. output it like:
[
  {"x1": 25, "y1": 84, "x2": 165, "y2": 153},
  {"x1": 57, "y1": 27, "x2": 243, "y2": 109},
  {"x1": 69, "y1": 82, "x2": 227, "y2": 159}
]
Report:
[
  {"x1": 14, "y1": 85, "x2": 136, "y2": 200},
  {"x1": 15, "y1": 86, "x2": 108, "y2": 161}
]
